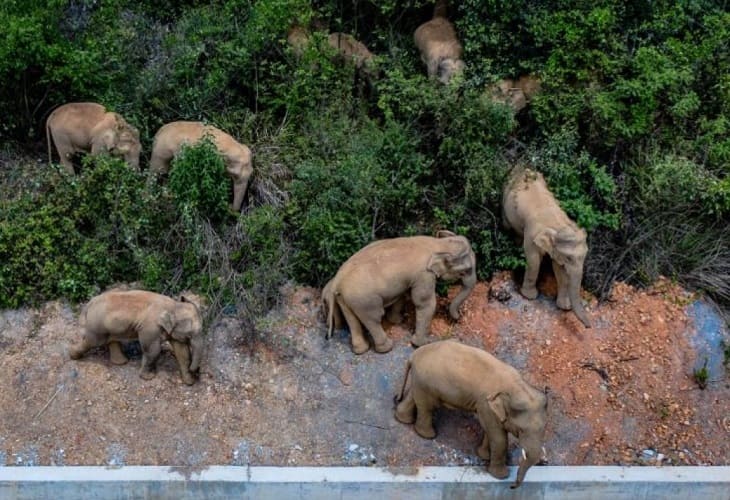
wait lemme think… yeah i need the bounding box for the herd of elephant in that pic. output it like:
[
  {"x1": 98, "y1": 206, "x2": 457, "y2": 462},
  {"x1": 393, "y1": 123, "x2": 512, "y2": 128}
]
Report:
[{"x1": 50, "y1": 2, "x2": 593, "y2": 489}]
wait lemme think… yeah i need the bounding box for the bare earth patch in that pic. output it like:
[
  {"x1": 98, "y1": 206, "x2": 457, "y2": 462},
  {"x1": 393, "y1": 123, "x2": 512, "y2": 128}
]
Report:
[{"x1": 0, "y1": 272, "x2": 728, "y2": 469}]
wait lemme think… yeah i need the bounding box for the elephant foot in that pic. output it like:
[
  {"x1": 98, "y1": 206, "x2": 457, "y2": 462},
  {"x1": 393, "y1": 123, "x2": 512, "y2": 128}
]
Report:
[
  {"x1": 556, "y1": 296, "x2": 571, "y2": 310},
  {"x1": 351, "y1": 340, "x2": 370, "y2": 355},
  {"x1": 410, "y1": 334, "x2": 434, "y2": 348},
  {"x1": 69, "y1": 346, "x2": 85, "y2": 360},
  {"x1": 139, "y1": 369, "x2": 156, "y2": 380},
  {"x1": 395, "y1": 405, "x2": 415, "y2": 424},
  {"x1": 487, "y1": 463, "x2": 509, "y2": 480},
  {"x1": 373, "y1": 337, "x2": 394, "y2": 354},
  {"x1": 520, "y1": 286, "x2": 538, "y2": 300},
  {"x1": 415, "y1": 423, "x2": 436, "y2": 439},
  {"x1": 477, "y1": 445, "x2": 490, "y2": 460},
  {"x1": 180, "y1": 373, "x2": 195, "y2": 385},
  {"x1": 109, "y1": 344, "x2": 129, "y2": 365}
]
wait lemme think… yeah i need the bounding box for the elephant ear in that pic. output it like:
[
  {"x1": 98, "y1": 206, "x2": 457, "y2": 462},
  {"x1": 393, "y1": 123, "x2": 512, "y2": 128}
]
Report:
[
  {"x1": 533, "y1": 228, "x2": 566, "y2": 264},
  {"x1": 426, "y1": 252, "x2": 450, "y2": 278},
  {"x1": 488, "y1": 393, "x2": 509, "y2": 423},
  {"x1": 158, "y1": 310, "x2": 175, "y2": 336}
]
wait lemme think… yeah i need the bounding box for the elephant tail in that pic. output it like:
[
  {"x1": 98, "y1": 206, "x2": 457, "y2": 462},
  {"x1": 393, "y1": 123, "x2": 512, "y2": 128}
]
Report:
[
  {"x1": 323, "y1": 280, "x2": 337, "y2": 339},
  {"x1": 395, "y1": 359, "x2": 412, "y2": 404},
  {"x1": 46, "y1": 118, "x2": 54, "y2": 165}
]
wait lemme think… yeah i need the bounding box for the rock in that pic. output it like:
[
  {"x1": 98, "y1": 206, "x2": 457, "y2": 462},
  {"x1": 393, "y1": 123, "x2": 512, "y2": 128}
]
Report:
[{"x1": 348, "y1": 444, "x2": 359, "y2": 452}]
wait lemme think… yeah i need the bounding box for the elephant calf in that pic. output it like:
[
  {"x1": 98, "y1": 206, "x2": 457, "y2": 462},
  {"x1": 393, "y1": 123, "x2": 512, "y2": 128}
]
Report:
[
  {"x1": 70, "y1": 290, "x2": 205, "y2": 385},
  {"x1": 149, "y1": 121, "x2": 253, "y2": 212},
  {"x1": 322, "y1": 231, "x2": 476, "y2": 354},
  {"x1": 395, "y1": 340, "x2": 547, "y2": 488},
  {"x1": 414, "y1": 11, "x2": 465, "y2": 84},
  {"x1": 46, "y1": 102, "x2": 141, "y2": 173},
  {"x1": 502, "y1": 166, "x2": 591, "y2": 327}
]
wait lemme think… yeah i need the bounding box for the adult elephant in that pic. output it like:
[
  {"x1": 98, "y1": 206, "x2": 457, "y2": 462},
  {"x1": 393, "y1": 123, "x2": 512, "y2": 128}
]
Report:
[
  {"x1": 149, "y1": 121, "x2": 253, "y2": 212},
  {"x1": 322, "y1": 231, "x2": 476, "y2": 354},
  {"x1": 69, "y1": 290, "x2": 205, "y2": 385},
  {"x1": 502, "y1": 166, "x2": 591, "y2": 328},
  {"x1": 395, "y1": 340, "x2": 548, "y2": 488},
  {"x1": 46, "y1": 102, "x2": 141, "y2": 173}
]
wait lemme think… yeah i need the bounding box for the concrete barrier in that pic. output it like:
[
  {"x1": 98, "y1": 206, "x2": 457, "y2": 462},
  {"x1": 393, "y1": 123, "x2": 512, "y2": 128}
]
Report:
[{"x1": 1, "y1": 466, "x2": 729, "y2": 499}]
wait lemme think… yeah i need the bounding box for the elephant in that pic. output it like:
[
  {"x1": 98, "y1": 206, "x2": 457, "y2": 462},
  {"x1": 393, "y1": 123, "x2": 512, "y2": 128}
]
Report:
[
  {"x1": 395, "y1": 340, "x2": 548, "y2": 488},
  {"x1": 322, "y1": 230, "x2": 476, "y2": 354},
  {"x1": 327, "y1": 32, "x2": 378, "y2": 78},
  {"x1": 287, "y1": 26, "x2": 378, "y2": 78},
  {"x1": 502, "y1": 166, "x2": 591, "y2": 328},
  {"x1": 69, "y1": 290, "x2": 205, "y2": 385},
  {"x1": 46, "y1": 102, "x2": 141, "y2": 174},
  {"x1": 414, "y1": 10, "x2": 465, "y2": 84},
  {"x1": 488, "y1": 75, "x2": 542, "y2": 112},
  {"x1": 149, "y1": 121, "x2": 253, "y2": 212}
]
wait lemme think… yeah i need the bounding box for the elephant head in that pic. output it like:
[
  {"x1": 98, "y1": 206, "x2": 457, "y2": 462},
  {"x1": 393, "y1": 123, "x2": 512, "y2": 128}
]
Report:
[
  {"x1": 487, "y1": 385, "x2": 548, "y2": 489},
  {"x1": 159, "y1": 296, "x2": 204, "y2": 372},
  {"x1": 429, "y1": 230, "x2": 477, "y2": 320},
  {"x1": 533, "y1": 225, "x2": 591, "y2": 328},
  {"x1": 94, "y1": 114, "x2": 141, "y2": 170}
]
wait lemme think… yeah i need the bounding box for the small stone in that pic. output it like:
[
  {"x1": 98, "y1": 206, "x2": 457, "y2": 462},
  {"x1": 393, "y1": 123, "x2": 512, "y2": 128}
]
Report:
[{"x1": 348, "y1": 444, "x2": 359, "y2": 452}]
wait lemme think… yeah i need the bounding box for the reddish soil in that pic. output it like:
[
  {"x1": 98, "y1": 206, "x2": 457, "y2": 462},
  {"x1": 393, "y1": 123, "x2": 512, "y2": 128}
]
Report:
[{"x1": 0, "y1": 272, "x2": 728, "y2": 469}]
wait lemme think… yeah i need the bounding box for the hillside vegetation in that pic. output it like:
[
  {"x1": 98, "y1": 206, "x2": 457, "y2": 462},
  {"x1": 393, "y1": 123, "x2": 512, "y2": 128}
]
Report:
[{"x1": 1, "y1": 0, "x2": 728, "y2": 327}]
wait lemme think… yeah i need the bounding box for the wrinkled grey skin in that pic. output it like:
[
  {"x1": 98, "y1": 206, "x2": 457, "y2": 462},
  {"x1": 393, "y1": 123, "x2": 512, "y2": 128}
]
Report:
[
  {"x1": 502, "y1": 166, "x2": 591, "y2": 328},
  {"x1": 395, "y1": 340, "x2": 548, "y2": 488}
]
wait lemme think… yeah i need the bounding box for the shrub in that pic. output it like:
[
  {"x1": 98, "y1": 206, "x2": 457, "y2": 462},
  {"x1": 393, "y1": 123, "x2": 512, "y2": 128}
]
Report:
[{"x1": 168, "y1": 134, "x2": 231, "y2": 225}]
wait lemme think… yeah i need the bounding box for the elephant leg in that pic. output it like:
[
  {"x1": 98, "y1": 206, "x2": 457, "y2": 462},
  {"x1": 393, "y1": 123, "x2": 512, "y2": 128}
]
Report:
[
  {"x1": 360, "y1": 314, "x2": 394, "y2": 354},
  {"x1": 337, "y1": 300, "x2": 371, "y2": 354},
  {"x1": 477, "y1": 433, "x2": 491, "y2": 460},
  {"x1": 69, "y1": 332, "x2": 106, "y2": 360},
  {"x1": 385, "y1": 296, "x2": 405, "y2": 324},
  {"x1": 230, "y1": 178, "x2": 249, "y2": 212},
  {"x1": 170, "y1": 340, "x2": 195, "y2": 385},
  {"x1": 413, "y1": 389, "x2": 437, "y2": 438},
  {"x1": 108, "y1": 341, "x2": 128, "y2": 365},
  {"x1": 552, "y1": 261, "x2": 571, "y2": 310},
  {"x1": 411, "y1": 283, "x2": 436, "y2": 347},
  {"x1": 139, "y1": 338, "x2": 161, "y2": 380},
  {"x1": 485, "y1": 427, "x2": 509, "y2": 479},
  {"x1": 521, "y1": 245, "x2": 541, "y2": 300},
  {"x1": 395, "y1": 390, "x2": 416, "y2": 424},
  {"x1": 346, "y1": 294, "x2": 393, "y2": 353}
]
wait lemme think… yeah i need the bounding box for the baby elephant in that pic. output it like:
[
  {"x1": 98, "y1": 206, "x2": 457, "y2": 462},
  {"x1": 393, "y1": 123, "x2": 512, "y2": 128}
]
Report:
[
  {"x1": 395, "y1": 341, "x2": 547, "y2": 488},
  {"x1": 70, "y1": 290, "x2": 204, "y2": 385}
]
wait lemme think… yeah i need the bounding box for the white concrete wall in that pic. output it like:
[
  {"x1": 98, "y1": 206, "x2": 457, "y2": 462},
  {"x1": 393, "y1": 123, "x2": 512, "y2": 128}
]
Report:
[{"x1": 1, "y1": 466, "x2": 729, "y2": 499}]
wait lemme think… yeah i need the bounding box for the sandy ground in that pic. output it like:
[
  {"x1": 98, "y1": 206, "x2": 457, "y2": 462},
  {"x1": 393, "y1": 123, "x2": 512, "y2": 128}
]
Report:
[{"x1": 0, "y1": 272, "x2": 728, "y2": 470}]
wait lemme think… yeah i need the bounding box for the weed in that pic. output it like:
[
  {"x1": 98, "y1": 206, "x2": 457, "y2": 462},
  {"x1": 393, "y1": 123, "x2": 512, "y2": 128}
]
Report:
[{"x1": 693, "y1": 358, "x2": 709, "y2": 390}]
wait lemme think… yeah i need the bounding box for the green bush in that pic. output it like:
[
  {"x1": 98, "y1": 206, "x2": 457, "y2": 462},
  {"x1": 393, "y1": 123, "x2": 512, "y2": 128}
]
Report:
[
  {"x1": 168, "y1": 134, "x2": 231, "y2": 224},
  {"x1": 0, "y1": 156, "x2": 167, "y2": 306}
]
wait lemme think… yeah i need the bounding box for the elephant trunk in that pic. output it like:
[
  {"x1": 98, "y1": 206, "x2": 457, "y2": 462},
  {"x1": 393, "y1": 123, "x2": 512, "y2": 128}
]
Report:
[
  {"x1": 189, "y1": 335, "x2": 204, "y2": 372},
  {"x1": 448, "y1": 264, "x2": 476, "y2": 320},
  {"x1": 569, "y1": 277, "x2": 591, "y2": 328},
  {"x1": 511, "y1": 448, "x2": 540, "y2": 489}
]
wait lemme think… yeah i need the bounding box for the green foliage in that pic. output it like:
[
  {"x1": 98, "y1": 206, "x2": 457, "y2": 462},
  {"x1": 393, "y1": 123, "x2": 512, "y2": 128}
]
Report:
[
  {"x1": 168, "y1": 135, "x2": 231, "y2": 224},
  {"x1": 1, "y1": 0, "x2": 729, "y2": 319},
  {"x1": 0, "y1": 157, "x2": 167, "y2": 307},
  {"x1": 693, "y1": 358, "x2": 709, "y2": 390}
]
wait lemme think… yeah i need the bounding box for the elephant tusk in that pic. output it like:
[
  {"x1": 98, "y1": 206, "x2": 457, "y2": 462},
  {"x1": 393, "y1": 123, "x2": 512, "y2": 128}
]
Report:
[
  {"x1": 542, "y1": 446, "x2": 547, "y2": 460},
  {"x1": 521, "y1": 448, "x2": 527, "y2": 461}
]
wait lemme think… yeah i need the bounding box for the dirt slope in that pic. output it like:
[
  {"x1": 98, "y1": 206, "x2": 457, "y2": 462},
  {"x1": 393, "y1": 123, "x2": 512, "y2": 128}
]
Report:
[{"x1": 0, "y1": 272, "x2": 728, "y2": 469}]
